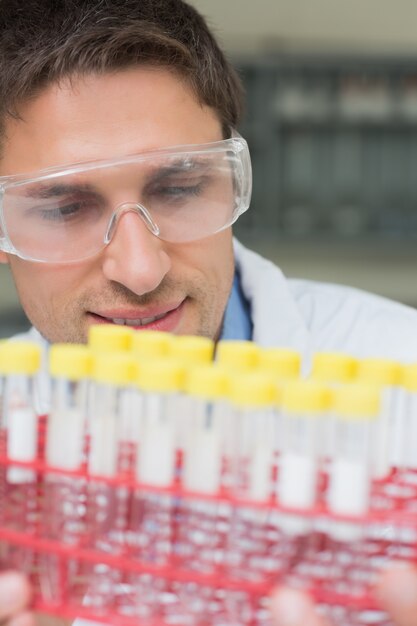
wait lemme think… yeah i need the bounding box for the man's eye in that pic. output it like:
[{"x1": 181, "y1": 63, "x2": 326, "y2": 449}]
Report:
[
  {"x1": 37, "y1": 202, "x2": 84, "y2": 221},
  {"x1": 146, "y1": 174, "x2": 210, "y2": 202},
  {"x1": 28, "y1": 198, "x2": 103, "y2": 223}
]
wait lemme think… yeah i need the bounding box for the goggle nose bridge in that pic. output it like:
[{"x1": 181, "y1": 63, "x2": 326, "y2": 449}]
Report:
[{"x1": 103, "y1": 202, "x2": 160, "y2": 244}]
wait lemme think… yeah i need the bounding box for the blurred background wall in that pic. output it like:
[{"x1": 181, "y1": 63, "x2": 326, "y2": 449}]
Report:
[
  {"x1": 192, "y1": 0, "x2": 417, "y2": 308},
  {"x1": 190, "y1": 0, "x2": 417, "y2": 55},
  {"x1": 2, "y1": 0, "x2": 417, "y2": 337}
]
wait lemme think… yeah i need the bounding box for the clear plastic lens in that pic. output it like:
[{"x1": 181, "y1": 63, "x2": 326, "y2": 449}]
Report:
[{"x1": 0, "y1": 137, "x2": 251, "y2": 263}]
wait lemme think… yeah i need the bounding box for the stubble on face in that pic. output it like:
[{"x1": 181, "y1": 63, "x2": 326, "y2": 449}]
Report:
[{"x1": 10, "y1": 258, "x2": 233, "y2": 344}]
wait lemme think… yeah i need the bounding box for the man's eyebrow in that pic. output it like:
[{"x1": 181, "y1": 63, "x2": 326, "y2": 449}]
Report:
[
  {"x1": 23, "y1": 158, "x2": 212, "y2": 197},
  {"x1": 23, "y1": 182, "x2": 100, "y2": 199},
  {"x1": 145, "y1": 159, "x2": 212, "y2": 182}
]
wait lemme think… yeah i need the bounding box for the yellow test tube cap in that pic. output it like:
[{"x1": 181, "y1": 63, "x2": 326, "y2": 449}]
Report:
[
  {"x1": 0, "y1": 341, "x2": 41, "y2": 375},
  {"x1": 216, "y1": 340, "x2": 260, "y2": 370},
  {"x1": 228, "y1": 371, "x2": 278, "y2": 408},
  {"x1": 169, "y1": 335, "x2": 214, "y2": 364},
  {"x1": 282, "y1": 380, "x2": 332, "y2": 414},
  {"x1": 259, "y1": 347, "x2": 301, "y2": 379},
  {"x1": 402, "y1": 364, "x2": 417, "y2": 392},
  {"x1": 131, "y1": 330, "x2": 172, "y2": 359},
  {"x1": 92, "y1": 351, "x2": 137, "y2": 386},
  {"x1": 50, "y1": 344, "x2": 93, "y2": 381},
  {"x1": 312, "y1": 352, "x2": 358, "y2": 383},
  {"x1": 185, "y1": 363, "x2": 230, "y2": 400},
  {"x1": 332, "y1": 383, "x2": 380, "y2": 419},
  {"x1": 357, "y1": 358, "x2": 403, "y2": 386},
  {"x1": 88, "y1": 324, "x2": 133, "y2": 352},
  {"x1": 137, "y1": 358, "x2": 186, "y2": 393}
]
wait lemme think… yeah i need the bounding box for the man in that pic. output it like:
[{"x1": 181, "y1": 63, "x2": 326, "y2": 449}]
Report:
[{"x1": 1, "y1": 1, "x2": 417, "y2": 625}]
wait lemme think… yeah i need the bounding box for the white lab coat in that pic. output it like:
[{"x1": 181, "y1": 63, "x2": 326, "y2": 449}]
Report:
[
  {"x1": 13, "y1": 238, "x2": 417, "y2": 412},
  {"x1": 234, "y1": 239, "x2": 417, "y2": 363}
]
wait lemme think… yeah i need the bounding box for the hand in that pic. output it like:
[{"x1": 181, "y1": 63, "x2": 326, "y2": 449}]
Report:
[
  {"x1": 0, "y1": 571, "x2": 33, "y2": 626},
  {"x1": 375, "y1": 562, "x2": 417, "y2": 626},
  {"x1": 270, "y1": 563, "x2": 417, "y2": 626}
]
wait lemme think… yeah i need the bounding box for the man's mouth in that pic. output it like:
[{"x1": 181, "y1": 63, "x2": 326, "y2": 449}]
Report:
[
  {"x1": 89, "y1": 300, "x2": 186, "y2": 332},
  {"x1": 105, "y1": 312, "x2": 168, "y2": 327}
]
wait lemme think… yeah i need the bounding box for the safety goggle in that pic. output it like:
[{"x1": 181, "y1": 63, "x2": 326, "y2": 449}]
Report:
[{"x1": 0, "y1": 134, "x2": 251, "y2": 264}]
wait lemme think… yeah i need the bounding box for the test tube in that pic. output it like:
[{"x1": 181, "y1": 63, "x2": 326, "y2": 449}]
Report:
[
  {"x1": 389, "y1": 365, "x2": 417, "y2": 566},
  {"x1": 129, "y1": 358, "x2": 186, "y2": 623},
  {"x1": 310, "y1": 352, "x2": 358, "y2": 463},
  {"x1": 326, "y1": 384, "x2": 380, "y2": 608},
  {"x1": 86, "y1": 351, "x2": 137, "y2": 613},
  {"x1": 176, "y1": 364, "x2": 230, "y2": 622},
  {"x1": 227, "y1": 372, "x2": 279, "y2": 579},
  {"x1": 128, "y1": 330, "x2": 174, "y2": 473},
  {"x1": 277, "y1": 380, "x2": 331, "y2": 585},
  {"x1": 88, "y1": 323, "x2": 134, "y2": 352},
  {"x1": 0, "y1": 340, "x2": 41, "y2": 570},
  {"x1": 169, "y1": 334, "x2": 214, "y2": 364},
  {"x1": 215, "y1": 339, "x2": 260, "y2": 371},
  {"x1": 86, "y1": 324, "x2": 135, "y2": 445},
  {"x1": 182, "y1": 364, "x2": 229, "y2": 499},
  {"x1": 258, "y1": 347, "x2": 301, "y2": 381},
  {"x1": 398, "y1": 365, "x2": 417, "y2": 491},
  {"x1": 40, "y1": 343, "x2": 92, "y2": 605},
  {"x1": 131, "y1": 329, "x2": 173, "y2": 359},
  {"x1": 224, "y1": 371, "x2": 281, "y2": 626},
  {"x1": 356, "y1": 359, "x2": 403, "y2": 482},
  {"x1": 168, "y1": 335, "x2": 215, "y2": 477},
  {"x1": 258, "y1": 347, "x2": 301, "y2": 465},
  {"x1": 311, "y1": 352, "x2": 358, "y2": 385}
]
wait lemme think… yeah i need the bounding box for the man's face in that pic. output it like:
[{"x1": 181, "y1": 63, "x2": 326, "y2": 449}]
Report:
[{"x1": 0, "y1": 68, "x2": 235, "y2": 343}]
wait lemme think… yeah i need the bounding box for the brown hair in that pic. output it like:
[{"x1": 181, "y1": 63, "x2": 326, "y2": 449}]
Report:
[{"x1": 0, "y1": 0, "x2": 244, "y2": 141}]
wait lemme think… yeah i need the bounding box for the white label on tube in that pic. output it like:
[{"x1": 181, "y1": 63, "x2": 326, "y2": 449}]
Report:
[
  {"x1": 47, "y1": 408, "x2": 85, "y2": 471},
  {"x1": 372, "y1": 388, "x2": 393, "y2": 479},
  {"x1": 249, "y1": 444, "x2": 273, "y2": 501},
  {"x1": 184, "y1": 430, "x2": 221, "y2": 494},
  {"x1": 89, "y1": 414, "x2": 117, "y2": 477},
  {"x1": 139, "y1": 422, "x2": 175, "y2": 487},
  {"x1": 279, "y1": 452, "x2": 316, "y2": 509},
  {"x1": 7, "y1": 406, "x2": 37, "y2": 483},
  {"x1": 328, "y1": 458, "x2": 369, "y2": 516},
  {"x1": 120, "y1": 389, "x2": 143, "y2": 443},
  {"x1": 390, "y1": 388, "x2": 406, "y2": 468}
]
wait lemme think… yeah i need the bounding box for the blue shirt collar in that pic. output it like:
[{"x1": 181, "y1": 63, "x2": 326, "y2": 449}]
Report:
[{"x1": 219, "y1": 271, "x2": 253, "y2": 341}]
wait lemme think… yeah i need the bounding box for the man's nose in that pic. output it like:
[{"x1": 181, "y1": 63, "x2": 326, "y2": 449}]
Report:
[{"x1": 101, "y1": 203, "x2": 171, "y2": 296}]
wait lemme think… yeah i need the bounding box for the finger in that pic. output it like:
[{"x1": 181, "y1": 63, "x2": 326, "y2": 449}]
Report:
[
  {"x1": 375, "y1": 562, "x2": 417, "y2": 626},
  {"x1": 269, "y1": 587, "x2": 330, "y2": 626},
  {"x1": 0, "y1": 572, "x2": 32, "y2": 621}
]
